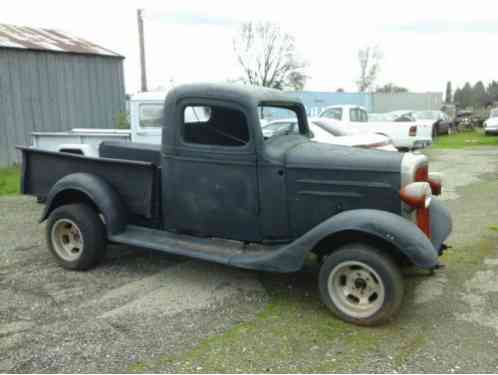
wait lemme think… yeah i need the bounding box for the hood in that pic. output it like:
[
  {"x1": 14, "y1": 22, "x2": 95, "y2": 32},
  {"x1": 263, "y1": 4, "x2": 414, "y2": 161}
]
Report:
[
  {"x1": 283, "y1": 140, "x2": 404, "y2": 236},
  {"x1": 285, "y1": 140, "x2": 402, "y2": 172}
]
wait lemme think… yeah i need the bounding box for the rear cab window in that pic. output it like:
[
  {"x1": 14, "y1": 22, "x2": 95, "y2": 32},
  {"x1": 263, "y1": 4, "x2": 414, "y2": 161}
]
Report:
[
  {"x1": 182, "y1": 104, "x2": 250, "y2": 147},
  {"x1": 350, "y1": 108, "x2": 368, "y2": 122}
]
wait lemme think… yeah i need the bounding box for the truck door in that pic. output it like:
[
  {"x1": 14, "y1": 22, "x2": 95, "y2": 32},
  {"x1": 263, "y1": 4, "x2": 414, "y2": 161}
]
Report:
[{"x1": 162, "y1": 100, "x2": 261, "y2": 242}]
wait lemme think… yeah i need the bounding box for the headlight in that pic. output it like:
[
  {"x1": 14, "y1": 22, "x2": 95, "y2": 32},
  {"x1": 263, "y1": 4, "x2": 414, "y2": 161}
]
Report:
[{"x1": 400, "y1": 182, "x2": 432, "y2": 209}]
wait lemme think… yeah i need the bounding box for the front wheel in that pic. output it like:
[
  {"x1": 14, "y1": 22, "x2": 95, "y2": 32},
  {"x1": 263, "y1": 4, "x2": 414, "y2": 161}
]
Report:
[
  {"x1": 46, "y1": 203, "x2": 107, "y2": 270},
  {"x1": 318, "y1": 243, "x2": 404, "y2": 326}
]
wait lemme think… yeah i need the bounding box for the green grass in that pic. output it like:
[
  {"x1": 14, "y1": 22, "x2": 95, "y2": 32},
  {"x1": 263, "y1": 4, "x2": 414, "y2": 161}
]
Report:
[
  {"x1": 432, "y1": 130, "x2": 498, "y2": 149},
  {"x1": 0, "y1": 167, "x2": 21, "y2": 196}
]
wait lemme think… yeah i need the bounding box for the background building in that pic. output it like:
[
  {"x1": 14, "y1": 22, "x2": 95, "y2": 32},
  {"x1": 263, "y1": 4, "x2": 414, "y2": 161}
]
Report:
[
  {"x1": 0, "y1": 24, "x2": 126, "y2": 166},
  {"x1": 371, "y1": 92, "x2": 443, "y2": 113}
]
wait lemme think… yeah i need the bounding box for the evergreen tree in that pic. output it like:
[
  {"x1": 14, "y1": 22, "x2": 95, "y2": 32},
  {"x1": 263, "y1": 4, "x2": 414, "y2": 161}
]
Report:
[
  {"x1": 487, "y1": 81, "x2": 498, "y2": 103},
  {"x1": 445, "y1": 81, "x2": 452, "y2": 103},
  {"x1": 472, "y1": 81, "x2": 488, "y2": 107}
]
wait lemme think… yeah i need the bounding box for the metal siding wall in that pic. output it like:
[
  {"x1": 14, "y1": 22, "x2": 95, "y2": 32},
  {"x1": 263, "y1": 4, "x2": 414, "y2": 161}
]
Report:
[
  {"x1": 0, "y1": 49, "x2": 125, "y2": 166},
  {"x1": 0, "y1": 52, "x2": 10, "y2": 166},
  {"x1": 7, "y1": 50, "x2": 26, "y2": 164},
  {"x1": 371, "y1": 93, "x2": 443, "y2": 112}
]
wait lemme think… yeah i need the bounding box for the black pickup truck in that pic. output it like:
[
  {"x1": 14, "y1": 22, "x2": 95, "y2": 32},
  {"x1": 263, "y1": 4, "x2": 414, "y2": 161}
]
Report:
[{"x1": 18, "y1": 83, "x2": 452, "y2": 326}]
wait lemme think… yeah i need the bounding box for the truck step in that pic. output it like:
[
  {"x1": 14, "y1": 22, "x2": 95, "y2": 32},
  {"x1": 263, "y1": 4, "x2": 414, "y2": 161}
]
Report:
[{"x1": 109, "y1": 225, "x2": 271, "y2": 265}]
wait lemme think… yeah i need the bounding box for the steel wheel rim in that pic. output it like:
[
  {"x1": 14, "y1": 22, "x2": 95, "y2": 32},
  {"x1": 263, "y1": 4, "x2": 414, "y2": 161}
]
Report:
[
  {"x1": 328, "y1": 260, "x2": 385, "y2": 319},
  {"x1": 51, "y1": 219, "x2": 84, "y2": 262}
]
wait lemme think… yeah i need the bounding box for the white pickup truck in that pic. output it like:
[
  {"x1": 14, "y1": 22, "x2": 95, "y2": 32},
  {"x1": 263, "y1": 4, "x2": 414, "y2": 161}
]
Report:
[
  {"x1": 31, "y1": 91, "x2": 166, "y2": 156},
  {"x1": 318, "y1": 105, "x2": 433, "y2": 150}
]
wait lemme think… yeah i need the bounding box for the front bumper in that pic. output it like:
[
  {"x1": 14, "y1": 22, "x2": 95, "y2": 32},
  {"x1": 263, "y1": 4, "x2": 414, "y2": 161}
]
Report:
[
  {"x1": 394, "y1": 137, "x2": 432, "y2": 150},
  {"x1": 430, "y1": 198, "x2": 453, "y2": 256},
  {"x1": 413, "y1": 139, "x2": 433, "y2": 149}
]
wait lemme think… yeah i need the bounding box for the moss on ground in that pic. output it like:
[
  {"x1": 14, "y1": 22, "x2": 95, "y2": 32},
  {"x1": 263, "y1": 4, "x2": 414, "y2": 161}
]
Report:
[
  {"x1": 128, "y1": 271, "x2": 434, "y2": 373},
  {"x1": 432, "y1": 131, "x2": 498, "y2": 149},
  {"x1": 442, "y1": 235, "x2": 497, "y2": 269}
]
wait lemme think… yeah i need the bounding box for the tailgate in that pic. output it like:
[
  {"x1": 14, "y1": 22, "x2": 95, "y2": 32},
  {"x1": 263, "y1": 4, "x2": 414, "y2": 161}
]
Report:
[{"x1": 18, "y1": 147, "x2": 158, "y2": 219}]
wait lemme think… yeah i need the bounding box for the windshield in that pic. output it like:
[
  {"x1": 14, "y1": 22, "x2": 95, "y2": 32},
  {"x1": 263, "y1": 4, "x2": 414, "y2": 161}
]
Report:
[
  {"x1": 320, "y1": 107, "x2": 343, "y2": 120},
  {"x1": 259, "y1": 105, "x2": 304, "y2": 140},
  {"x1": 491, "y1": 109, "x2": 498, "y2": 118}
]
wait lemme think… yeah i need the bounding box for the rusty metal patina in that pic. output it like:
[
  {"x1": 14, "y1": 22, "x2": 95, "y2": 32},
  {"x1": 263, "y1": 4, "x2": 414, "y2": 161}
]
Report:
[{"x1": 0, "y1": 23, "x2": 122, "y2": 57}]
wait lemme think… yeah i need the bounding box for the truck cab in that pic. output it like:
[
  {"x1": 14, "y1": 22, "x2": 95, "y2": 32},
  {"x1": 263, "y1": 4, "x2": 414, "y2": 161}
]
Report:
[{"x1": 18, "y1": 83, "x2": 452, "y2": 326}]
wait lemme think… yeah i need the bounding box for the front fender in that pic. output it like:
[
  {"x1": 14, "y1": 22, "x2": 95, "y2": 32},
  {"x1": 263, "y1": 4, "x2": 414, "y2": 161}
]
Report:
[
  {"x1": 300, "y1": 209, "x2": 439, "y2": 268},
  {"x1": 40, "y1": 173, "x2": 127, "y2": 235},
  {"x1": 231, "y1": 209, "x2": 439, "y2": 272}
]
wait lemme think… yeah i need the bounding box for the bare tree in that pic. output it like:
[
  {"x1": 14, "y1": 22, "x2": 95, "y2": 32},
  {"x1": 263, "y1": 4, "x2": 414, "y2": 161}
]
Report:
[
  {"x1": 233, "y1": 21, "x2": 308, "y2": 90},
  {"x1": 356, "y1": 45, "x2": 382, "y2": 92}
]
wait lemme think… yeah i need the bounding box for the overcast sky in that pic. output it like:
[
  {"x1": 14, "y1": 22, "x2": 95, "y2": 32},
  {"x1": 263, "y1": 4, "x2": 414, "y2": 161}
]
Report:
[{"x1": 4, "y1": 0, "x2": 498, "y2": 94}]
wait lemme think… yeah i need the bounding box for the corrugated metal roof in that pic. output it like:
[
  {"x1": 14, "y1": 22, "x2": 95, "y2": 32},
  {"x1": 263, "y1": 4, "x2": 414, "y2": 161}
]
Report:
[{"x1": 0, "y1": 23, "x2": 123, "y2": 58}]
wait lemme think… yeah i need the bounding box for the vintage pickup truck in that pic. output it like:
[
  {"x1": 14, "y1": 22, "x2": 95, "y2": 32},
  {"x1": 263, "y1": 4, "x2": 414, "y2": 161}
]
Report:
[{"x1": 18, "y1": 83, "x2": 452, "y2": 326}]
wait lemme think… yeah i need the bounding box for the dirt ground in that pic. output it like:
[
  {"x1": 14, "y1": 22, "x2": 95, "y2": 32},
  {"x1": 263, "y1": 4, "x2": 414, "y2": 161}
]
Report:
[{"x1": 1, "y1": 147, "x2": 498, "y2": 373}]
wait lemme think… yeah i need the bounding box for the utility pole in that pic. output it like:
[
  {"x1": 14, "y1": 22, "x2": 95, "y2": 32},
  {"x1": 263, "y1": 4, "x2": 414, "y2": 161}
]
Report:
[{"x1": 137, "y1": 9, "x2": 148, "y2": 92}]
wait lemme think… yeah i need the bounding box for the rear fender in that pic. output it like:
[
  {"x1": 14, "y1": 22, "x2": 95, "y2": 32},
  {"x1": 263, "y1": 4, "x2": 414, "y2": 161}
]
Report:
[{"x1": 40, "y1": 173, "x2": 127, "y2": 236}]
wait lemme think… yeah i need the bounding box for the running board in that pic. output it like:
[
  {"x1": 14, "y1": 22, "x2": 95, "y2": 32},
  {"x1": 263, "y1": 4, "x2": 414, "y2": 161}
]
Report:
[
  {"x1": 110, "y1": 225, "x2": 273, "y2": 265},
  {"x1": 109, "y1": 225, "x2": 305, "y2": 272}
]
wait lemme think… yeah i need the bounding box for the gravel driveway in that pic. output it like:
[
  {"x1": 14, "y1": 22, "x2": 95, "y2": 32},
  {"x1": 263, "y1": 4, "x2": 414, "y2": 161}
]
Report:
[
  {"x1": 1, "y1": 147, "x2": 498, "y2": 372},
  {"x1": 0, "y1": 198, "x2": 268, "y2": 372}
]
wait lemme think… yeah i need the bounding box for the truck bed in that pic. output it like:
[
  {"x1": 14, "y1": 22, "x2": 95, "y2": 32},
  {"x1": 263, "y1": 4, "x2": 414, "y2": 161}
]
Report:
[{"x1": 18, "y1": 147, "x2": 159, "y2": 219}]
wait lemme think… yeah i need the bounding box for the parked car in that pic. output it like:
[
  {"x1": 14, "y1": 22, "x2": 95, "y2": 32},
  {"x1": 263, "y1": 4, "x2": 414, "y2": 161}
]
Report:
[
  {"x1": 484, "y1": 108, "x2": 498, "y2": 135},
  {"x1": 455, "y1": 111, "x2": 476, "y2": 132},
  {"x1": 319, "y1": 105, "x2": 433, "y2": 150},
  {"x1": 262, "y1": 118, "x2": 397, "y2": 151},
  {"x1": 18, "y1": 83, "x2": 452, "y2": 326},
  {"x1": 413, "y1": 110, "x2": 453, "y2": 136}
]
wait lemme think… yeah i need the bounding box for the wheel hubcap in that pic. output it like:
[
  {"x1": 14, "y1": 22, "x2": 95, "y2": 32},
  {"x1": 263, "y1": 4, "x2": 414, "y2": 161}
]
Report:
[
  {"x1": 51, "y1": 219, "x2": 84, "y2": 262},
  {"x1": 328, "y1": 261, "x2": 385, "y2": 319}
]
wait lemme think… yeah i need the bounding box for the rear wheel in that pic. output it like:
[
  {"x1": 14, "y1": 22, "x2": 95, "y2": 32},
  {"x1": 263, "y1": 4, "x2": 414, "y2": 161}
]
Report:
[
  {"x1": 319, "y1": 243, "x2": 404, "y2": 326},
  {"x1": 46, "y1": 204, "x2": 106, "y2": 270}
]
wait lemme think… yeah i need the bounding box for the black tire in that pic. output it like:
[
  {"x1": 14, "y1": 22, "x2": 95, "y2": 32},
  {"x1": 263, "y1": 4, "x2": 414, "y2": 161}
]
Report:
[
  {"x1": 432, "y1": 124, "x2": 438, "y2": 137},
  {"x1": 46, "y1": 203, "x2": 106, "y2": 270},
  {"x1": 318, "y1": 243, "x2": 404, "y2": 326}
]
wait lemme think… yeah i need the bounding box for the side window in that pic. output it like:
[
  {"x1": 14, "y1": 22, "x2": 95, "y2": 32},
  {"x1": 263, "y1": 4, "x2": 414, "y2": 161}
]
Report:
[
  {"x1": 139, "y1": 104, "x2": 163, "y2": 128},
  {"x1": 182, "y1": 105, "x2": 249, "y2": 147},
  {"x1": 350, "y1": 108, "x2": 359, "y2": 122}
]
